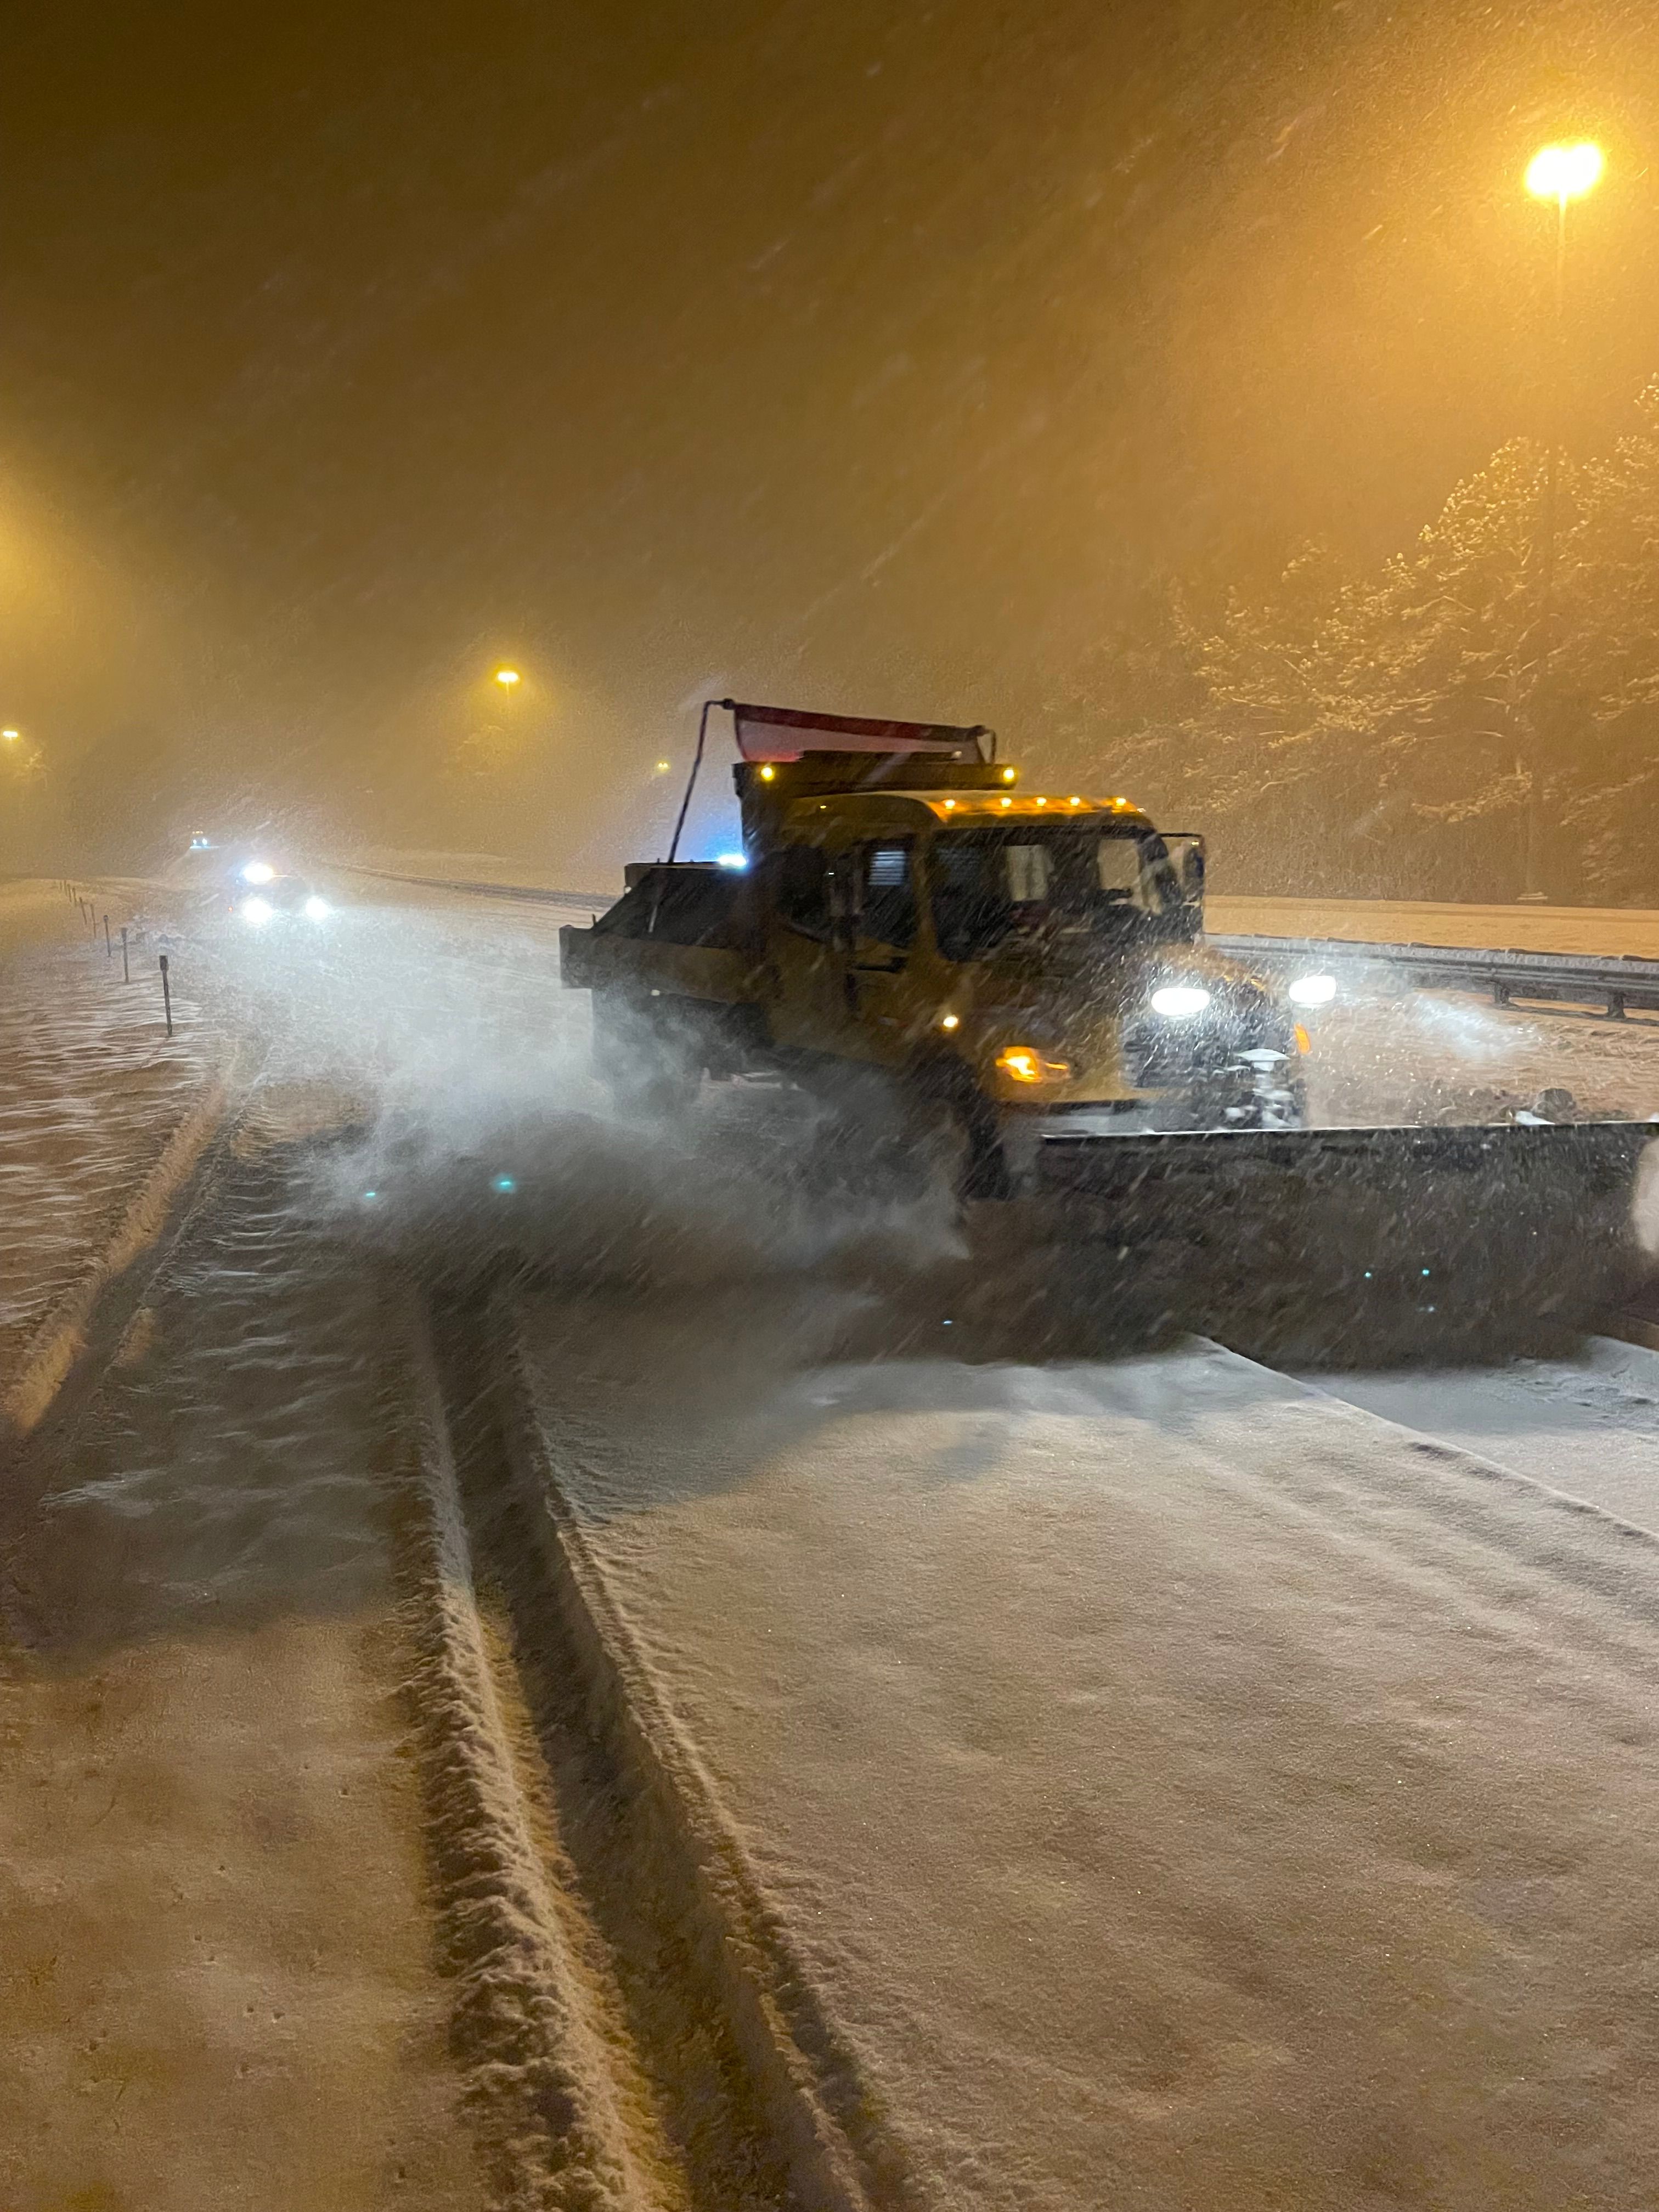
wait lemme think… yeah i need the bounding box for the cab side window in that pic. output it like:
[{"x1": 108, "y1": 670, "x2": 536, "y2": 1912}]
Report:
[
  {"x1": 1096, "y1": 835, "x2": 1151, "y2": 907},
  {"x1": 859, "y1": 841, "x2": 917, "y2": 950}
]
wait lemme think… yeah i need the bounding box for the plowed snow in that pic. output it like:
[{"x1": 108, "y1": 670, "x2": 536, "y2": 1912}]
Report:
[{"x1": 518, "y1": 1296, "x2": 1659, "y2": 2210}]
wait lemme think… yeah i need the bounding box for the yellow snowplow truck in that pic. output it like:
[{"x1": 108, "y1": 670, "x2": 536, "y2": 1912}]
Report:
[{"x1": 561, "y1": 702, "x2": 1656, "y2": 1323}]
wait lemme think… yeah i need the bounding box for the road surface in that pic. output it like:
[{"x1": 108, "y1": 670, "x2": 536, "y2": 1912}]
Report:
[
  {"x1": 4, "y1": 861, "x2": 1659, "y2": 2209},
  {"x1": 512, "y1": 1290, "x2": 1659, "y2": 2210}
]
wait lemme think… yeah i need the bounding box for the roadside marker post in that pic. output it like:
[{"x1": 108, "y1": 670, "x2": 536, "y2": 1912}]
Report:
[
  {"x1": 121, "y1": 927, "x2": 129, "y2": 983},
  {"x1": 159, "y1": 953, "x2": 173, "y2": 1038},
  {"x1": 103, "y1": 913, "x2": 111, "y2": 958}
]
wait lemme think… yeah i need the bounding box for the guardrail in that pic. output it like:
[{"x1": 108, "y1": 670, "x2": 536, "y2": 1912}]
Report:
[{"x1": 1212, "y1": 933, "x2": 1659, "y2": 1020}]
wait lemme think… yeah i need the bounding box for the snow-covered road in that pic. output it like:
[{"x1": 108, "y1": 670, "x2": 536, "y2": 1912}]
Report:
[
  {"x1": 512, "y1": 1291, "x2": 1659, "y2": 2210},
  {"x1": 7, "y1": 864, "x2": 1659, "y2": 2210},
  {"x1": 2, "y1": 1111, "x2": 478, "y2": 2212},
  {"x1": 1300, "y1": 1337, "x2": 1659, "y2": 1530}
]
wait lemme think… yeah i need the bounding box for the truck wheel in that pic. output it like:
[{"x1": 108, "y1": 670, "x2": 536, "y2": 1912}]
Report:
[
  {"x1": 959, "y1": 1101, "x2": 1013, "y2": 1200},
  {"x1": 902, "y1": 1066, "x2": 1011, "y2": 1202}
]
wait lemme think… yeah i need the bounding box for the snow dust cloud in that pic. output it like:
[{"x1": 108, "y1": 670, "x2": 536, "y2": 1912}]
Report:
[
  {"x1": 184, "y1": 882, "x2": 967, "y2": 1302},
  {"x1": 132, "y1": 868, "x2": 1659, "y2": 1376}
]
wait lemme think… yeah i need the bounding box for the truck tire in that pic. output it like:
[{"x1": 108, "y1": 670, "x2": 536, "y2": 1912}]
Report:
[{"x1": 901, "y1": 1061, "x2": 1012, "y2": 1202}]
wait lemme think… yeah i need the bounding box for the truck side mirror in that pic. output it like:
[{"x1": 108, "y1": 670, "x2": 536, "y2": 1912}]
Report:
[{"x1": 1163, "y1": 834, "x2": 1206, "y2": 905}]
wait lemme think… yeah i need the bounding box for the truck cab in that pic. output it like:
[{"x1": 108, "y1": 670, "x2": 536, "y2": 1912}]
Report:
[{"x1": 562, "y1": 746, "x2": 1306, "y2": 1178}]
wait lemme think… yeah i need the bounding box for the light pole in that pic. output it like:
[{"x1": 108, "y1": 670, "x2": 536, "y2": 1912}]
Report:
[
  {"x1": 1520, "y1": 139, "x2": 1604, "y2": 899},
  {"x1": 493, "y1": 670, "x2": 522, "y2": 765}
]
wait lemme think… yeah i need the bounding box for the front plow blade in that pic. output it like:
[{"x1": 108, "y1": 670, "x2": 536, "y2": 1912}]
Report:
[{"x1": 1032, "y1": 1120, "x2": 1659, "y2": 1360}]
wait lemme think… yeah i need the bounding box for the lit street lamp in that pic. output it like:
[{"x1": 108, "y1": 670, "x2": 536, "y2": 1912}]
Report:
[
  {"x1": 1520, "y1": 139, "x2": 1604, "y2": 899},
  {"x1": 1526, "y1": 140, "x2": 1604, "y2": 211},
  {"x1": 1, "y1": 728, "x2": 18, "y2": 742},
  {"x1": 495, "y1": 668, "x2": 521, "y2": 692}
]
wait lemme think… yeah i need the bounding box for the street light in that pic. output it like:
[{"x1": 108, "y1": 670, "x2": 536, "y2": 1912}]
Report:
[
  {"x1": 1518, "y1": 139, "x2": 1605, "y2": 900},
  {"x1": 1526, "y1": 140, "x2": 1604, "y2": 206},
  {"x1": 495, "y1": 668, "x2": 521, "y2": 692},
  {"x1": 1, "y1": 729, "x2": 18, "y2": 742}
]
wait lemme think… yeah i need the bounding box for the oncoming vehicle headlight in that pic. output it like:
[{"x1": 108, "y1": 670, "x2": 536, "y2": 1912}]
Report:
[
  {"x1": 1149, "y1": 985, "x2": 1211, "y2": 1019},
  {"x1": 1287, "y1": 972, "x2": 1337, "y2": 1008},
  {"x1": 996, "y1": 1045, "x2": 1071, "y2": 1085},
  {"x1": 241, "y1": 895, "x2": 273, "y2": 925},
  {"x1": 303, "y1": 894, "x2": 330, "y2": 921},
  {"x1": 241, "y1": 860, "x2": 275, "y2": 885}
]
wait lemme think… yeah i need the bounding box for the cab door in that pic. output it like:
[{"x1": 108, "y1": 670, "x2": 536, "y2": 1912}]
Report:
[
  {"x1": 758, "y1": 837, "x2": 851, "y2": 1054},
  {"x1": 839, "y1": 836, "x2": 921, "y2": 1062},
  {"x1": 759, "y1": 833, "x2": 921, "y2": 1062}
]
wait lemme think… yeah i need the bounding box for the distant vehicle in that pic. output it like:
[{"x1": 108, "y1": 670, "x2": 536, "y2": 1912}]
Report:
[
  {"x1": 188, "y1": 831, "x2": 213, "y2": 850},
  {"x1": 234, "y1": 868, "x2": 330, "y2": 927}
]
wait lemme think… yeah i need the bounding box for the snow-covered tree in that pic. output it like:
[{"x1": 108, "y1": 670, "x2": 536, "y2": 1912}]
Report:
[
  {"x1": 1052, "y1": 381, "x2": 1659, "y2": 898},
  {"x1": 1170, "y1": 422, "x2": 1656, "y2": 898},
  {"x1": 1556, "y1": 381, "x2": 1659, "y2": 895}
]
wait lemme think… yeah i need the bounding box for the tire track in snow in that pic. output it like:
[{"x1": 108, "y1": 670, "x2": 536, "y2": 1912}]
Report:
[
  {"x1": 397, "y1": 1288, "x2": 896, "y2": 2210},
  {"x1": 387, "y1": 1286, "x2": 656, "y2": 2210},
  {"x1": 490, "y1": 1304, "x2": 916, "y2": 2212}
]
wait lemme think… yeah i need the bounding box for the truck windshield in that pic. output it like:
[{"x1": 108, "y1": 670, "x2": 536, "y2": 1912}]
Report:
[{"x1": 929, "y1": 825, "x2": 1181, "y2": 961}]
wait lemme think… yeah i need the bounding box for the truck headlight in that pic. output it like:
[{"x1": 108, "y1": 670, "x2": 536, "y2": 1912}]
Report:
[
  {"x1": 1149, "y1": 985, "x2": 1211, "y2": 1019},
  {"x1": 241, "y1": 895, "x2": 273, "y2": 925},
  {"x1": 303, "y1": 895, "x2": 330, "y2": 921},
  {"x1": 1287, "y1": 973, "x2": 1336, "y2": 1007}
]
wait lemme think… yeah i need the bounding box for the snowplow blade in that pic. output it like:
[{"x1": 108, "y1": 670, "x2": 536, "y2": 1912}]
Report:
[{"x1": 1031, "y1": 1120, "x2": 1659, "y2": 1354}]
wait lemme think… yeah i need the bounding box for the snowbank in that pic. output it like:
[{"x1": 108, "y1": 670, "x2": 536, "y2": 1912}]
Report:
[{"x1": 0, "y1": 885, "x2": 233, "y2": 1434}]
